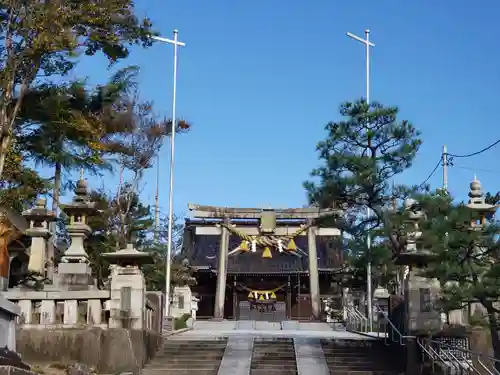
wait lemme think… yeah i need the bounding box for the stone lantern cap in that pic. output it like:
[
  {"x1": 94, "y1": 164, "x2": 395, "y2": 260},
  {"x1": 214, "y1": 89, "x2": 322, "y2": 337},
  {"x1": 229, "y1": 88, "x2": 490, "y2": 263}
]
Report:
[
  {"x1": 22, "y1": 198, "x2": 57, "y2": 222},
  {"x1": 60, "y1": 179, "x2": 97, "y2": 216},
  {"x1": 102, "y1": 243, "x2": 153, "y2": 266}
]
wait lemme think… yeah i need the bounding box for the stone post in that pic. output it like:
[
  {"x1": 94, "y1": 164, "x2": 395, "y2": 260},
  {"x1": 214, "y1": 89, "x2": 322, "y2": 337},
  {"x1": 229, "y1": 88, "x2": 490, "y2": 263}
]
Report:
[
  {"x1": 307, "y1": 224, "x2": 321, "y2": 320},
  {"x1": 214, "y1": 220, "x2": 229, "y2": 319},
  {"x1": 56, "y1": 179, "x2": 97, "y2": 290},
  {"x1": 102, "y1": 243, "x2": 153, "y2": 329},
  {"x1": 22, "y1": 198, "x2": 56, "y2": 278}
]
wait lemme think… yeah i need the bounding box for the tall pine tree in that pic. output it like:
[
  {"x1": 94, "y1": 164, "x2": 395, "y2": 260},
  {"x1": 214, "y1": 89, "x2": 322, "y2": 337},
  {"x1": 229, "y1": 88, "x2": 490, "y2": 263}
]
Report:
[{"x1": 305, "y1": 99, "x2": 422, "y2": 287}]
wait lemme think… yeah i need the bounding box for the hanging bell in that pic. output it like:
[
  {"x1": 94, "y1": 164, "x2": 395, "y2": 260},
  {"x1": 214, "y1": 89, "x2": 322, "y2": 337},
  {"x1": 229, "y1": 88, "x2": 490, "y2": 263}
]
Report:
[
  {"x1": 262, "y1": 246, "x2": 272, "y2": 258},
  {"x1": 240, "y1": 240, "x2": 249, "y2": 252},
  {"x1": 287, "y1": 238, "x2": 297, "y2": 251}
]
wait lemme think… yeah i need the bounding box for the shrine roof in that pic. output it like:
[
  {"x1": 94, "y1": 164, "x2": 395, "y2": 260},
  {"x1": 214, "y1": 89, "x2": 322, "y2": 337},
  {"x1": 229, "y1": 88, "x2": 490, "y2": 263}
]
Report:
[{"x1": 183, "y1": 232, "x2": 344, "y2": 274}]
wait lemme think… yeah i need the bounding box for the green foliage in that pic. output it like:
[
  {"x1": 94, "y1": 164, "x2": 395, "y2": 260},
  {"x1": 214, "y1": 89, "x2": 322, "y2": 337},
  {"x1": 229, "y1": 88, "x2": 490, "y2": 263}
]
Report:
[
  {"x1": 413, "y1": 192, "x2": 500, "y2": 312},
  {"x1": 140, "y1": 217, "x2": 197, "y2": 291},
  {"x1": 387, "y1": 189, "x2": 500, "y2": 361},
  {"x1": 305, "y1": 99, "x2": 422, "y2": 287},
  {"x1": 0, "y1": 142, "x2": 49, "y2": 211},
  {"x1": 0, "y1": 0, "x2": 154, "y2": 178},
  {"x1": 173, "y1": 313, "x2": 192, "y2": 330},
  {"x1": 305, "y1": 100, "x2": 421, "y2": 220}
]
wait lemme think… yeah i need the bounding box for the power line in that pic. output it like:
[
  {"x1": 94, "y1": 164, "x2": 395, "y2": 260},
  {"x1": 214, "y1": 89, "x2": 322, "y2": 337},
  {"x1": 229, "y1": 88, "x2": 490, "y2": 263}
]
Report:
[
  {"x1": 446, "y1": 139, "x2": 500, "y2": 159},
  {"x1": 454, "y1": 165, "x2": 500, "y2": 175},
  {"x1": 417, "y1": 158, "x2": 442, "y2": 189}
]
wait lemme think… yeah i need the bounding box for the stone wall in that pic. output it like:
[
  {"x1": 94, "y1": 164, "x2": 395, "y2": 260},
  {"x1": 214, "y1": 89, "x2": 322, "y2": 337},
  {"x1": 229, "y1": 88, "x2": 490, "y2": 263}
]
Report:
[
  {"x1": 0, "y1": 296, "x2": 20, "y2": 351},
  {"x1": 16, "y1": 327, "x2": 162, "y2": 374}
]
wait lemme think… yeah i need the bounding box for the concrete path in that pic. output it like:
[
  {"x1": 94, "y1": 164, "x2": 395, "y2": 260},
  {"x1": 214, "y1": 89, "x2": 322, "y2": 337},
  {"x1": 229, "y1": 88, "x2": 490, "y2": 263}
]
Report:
[
  {"x1": 294, "y1": 338, "x2": 329, "y2": 375},
  {"x1": 175, "y1": 327, "x2": 375, "y2": 340},
  {"x1": 216, "y1": 336, "x2": 254, "y2": 375}
]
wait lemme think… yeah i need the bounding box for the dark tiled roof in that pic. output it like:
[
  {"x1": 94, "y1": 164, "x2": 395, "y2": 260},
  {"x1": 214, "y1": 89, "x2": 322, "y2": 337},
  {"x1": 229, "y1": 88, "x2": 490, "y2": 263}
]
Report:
[{"x1": 186, "y1": 233, "x2": 343, "y2": 274}]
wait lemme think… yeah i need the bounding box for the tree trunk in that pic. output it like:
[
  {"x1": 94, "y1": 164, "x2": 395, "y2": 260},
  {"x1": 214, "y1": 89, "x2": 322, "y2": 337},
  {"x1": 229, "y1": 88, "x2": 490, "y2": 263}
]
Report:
[
  {"x1": 52, "y1": 162, "x2": 62, "y2": 213},
  {"x1": 485, "y1": 305, "x2": 500, "y2": 371}
]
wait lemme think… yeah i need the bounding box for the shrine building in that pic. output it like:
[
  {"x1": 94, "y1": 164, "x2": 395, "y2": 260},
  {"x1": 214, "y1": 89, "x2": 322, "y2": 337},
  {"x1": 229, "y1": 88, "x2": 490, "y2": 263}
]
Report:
[{"x1": 180, "y1": 204, "x2": 345, "y2": 321}]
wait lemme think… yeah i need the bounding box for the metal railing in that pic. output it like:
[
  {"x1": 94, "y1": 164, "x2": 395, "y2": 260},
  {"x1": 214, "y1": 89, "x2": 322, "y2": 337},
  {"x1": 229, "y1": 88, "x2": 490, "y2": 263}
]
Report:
[
  {"x1": 344, "y1": 305, "x2": 368, "y2": 333},
  {"x1": 344, "y1": 302, "x2": 500, "y2": 375}
]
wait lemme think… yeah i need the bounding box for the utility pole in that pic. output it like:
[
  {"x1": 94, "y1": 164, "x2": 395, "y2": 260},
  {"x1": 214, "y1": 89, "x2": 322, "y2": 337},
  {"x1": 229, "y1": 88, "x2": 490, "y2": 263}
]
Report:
[
  {"x1": 347, "y1": 29, "x2": 375, "y2": 332},
  {"x1": 154, "y1": 153, "x2": 160, "y2": 240},
  {"x1": 442, "y1": 145, "x2": 448, "y2": 193}
]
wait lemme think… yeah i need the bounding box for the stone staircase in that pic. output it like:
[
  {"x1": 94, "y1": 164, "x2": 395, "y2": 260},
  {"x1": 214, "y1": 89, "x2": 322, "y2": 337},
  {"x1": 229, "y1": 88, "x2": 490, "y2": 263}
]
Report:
[
  {"x1": 321, "y1": 338, "x2": 405, "y2": 375},
  {"x1": 250, "y1": 338, "x2": 297, "y2": 375},
  {"x1": 143, "y1": 338, "x2": 228, "y2": 375}
]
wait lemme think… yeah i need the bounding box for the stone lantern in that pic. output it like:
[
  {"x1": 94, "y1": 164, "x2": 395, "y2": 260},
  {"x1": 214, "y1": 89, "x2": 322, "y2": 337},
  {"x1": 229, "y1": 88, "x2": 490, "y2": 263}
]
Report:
[
  {"x1": 395, "y1": 198, "x2": 441, "y2": 335},
  {"x1": 22, "y1": 198, "x2": 56, "y2": 277},
  {"x1": 395, "y1": 198, "x2": 432, "y2": 266},
  {"x1": 57, "y1": 178, "x2": 97, "y2": 289},
  {"x1": 102, "y1": 243, "x2": 153, "y2": 329},
  {"x1": 466, "y1": 176, "x2": 497, "y2": 229}
]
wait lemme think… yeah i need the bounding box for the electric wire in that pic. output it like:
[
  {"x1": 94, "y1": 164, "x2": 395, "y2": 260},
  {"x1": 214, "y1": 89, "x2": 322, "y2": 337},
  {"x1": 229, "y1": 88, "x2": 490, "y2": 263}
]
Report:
[
  {"x1": 454, "y1": 165, "x2": 500, "y2": 175},
  {"x1": 417, "y1": 158, "x2": 442, "y2": 189},
  {"x1": 446, "y1": 139, "x2": 500, "y2": 158}
]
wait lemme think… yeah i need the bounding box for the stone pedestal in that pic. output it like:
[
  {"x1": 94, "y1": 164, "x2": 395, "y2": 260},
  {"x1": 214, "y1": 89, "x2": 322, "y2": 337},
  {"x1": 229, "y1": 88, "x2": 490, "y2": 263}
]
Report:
[
  {"x1": 171, "y1": 285, "x2": 193, "y2": 318},
  {"x1": 102, "y1": 243, "x2": 153, "y2": 329}
]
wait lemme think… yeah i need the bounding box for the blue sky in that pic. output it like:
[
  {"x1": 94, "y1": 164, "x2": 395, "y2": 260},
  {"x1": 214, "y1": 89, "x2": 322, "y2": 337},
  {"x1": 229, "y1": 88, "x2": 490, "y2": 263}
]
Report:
[{"x1": 64, "y1": 0, "x2": 500, "y2": 217}]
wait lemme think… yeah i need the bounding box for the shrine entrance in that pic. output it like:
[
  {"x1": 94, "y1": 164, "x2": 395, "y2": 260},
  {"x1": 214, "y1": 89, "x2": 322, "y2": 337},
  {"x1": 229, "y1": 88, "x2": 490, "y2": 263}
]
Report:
[
  {"x1": 235, "y1": 287, "x2": 288, "y2": 322},
  {"x1": 184, "y1": 204, "x2": 345, "y2": 321}
]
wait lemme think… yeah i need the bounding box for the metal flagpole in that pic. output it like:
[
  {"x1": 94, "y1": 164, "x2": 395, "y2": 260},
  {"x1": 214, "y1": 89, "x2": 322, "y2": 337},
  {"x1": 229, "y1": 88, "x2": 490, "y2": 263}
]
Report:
[
  {"x1": 346, "y1": 29, "x2": 375, "y2": 332},
  {"x1": 151, "y1": 30, "x2": 186, "y2": 318}
]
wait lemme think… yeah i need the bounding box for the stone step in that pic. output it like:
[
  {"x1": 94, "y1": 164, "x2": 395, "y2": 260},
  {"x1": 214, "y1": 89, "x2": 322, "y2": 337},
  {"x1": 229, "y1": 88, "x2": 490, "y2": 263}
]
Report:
[
  {"x1": 163, "y1": 345, "x2": 228, "y2": 351},
  {"x1": 144, "y1": 338, "x2": 227, "y2": 375},
  {"x1": 144, "y1": 369, "x2": 219, "y2": 375},
  {"x1": 153, "y1": 358, "x2": 224, "y2": 365},
  {"x1": 147, "y1": 363, "x2": 223, "y2": 370},
  {"x1": 250, "y1": 338, "x2": 297, "y2": 375},
  {"x1": 251, "y1": 365, "x2": 299, "y2": 369}
]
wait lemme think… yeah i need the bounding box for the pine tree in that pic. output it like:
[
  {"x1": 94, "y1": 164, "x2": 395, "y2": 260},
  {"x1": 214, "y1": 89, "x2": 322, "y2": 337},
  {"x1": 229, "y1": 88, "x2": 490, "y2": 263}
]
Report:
[{"x1": 304, "y1": 99, "x2": 422, "y2": 287}]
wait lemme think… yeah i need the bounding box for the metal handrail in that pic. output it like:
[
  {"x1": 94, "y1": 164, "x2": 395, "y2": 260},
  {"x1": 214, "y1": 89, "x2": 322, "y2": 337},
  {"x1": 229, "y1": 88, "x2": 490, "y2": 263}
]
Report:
[
  {"x1": 423, "y1": 337, "x2": 500, "y2": 375},
  {"x1": 346, "y1": 299, "x2": 500, "y2": 374},
  {"x1": 373, "y1": 304, "x2": 500, "y2": 375},
  {"x1": 344, "y1": 305, "x2": 368, "y2": 333}
]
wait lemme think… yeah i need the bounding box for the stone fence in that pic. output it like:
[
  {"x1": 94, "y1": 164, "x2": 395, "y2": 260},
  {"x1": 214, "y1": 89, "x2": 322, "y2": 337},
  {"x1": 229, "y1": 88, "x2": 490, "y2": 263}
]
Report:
[
  {"x1": 1, "y1": 289, "x2": 162, "y2": 332},
  {"x1": 0, "y1": 295, "x2": 20, "y2": 351}
]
